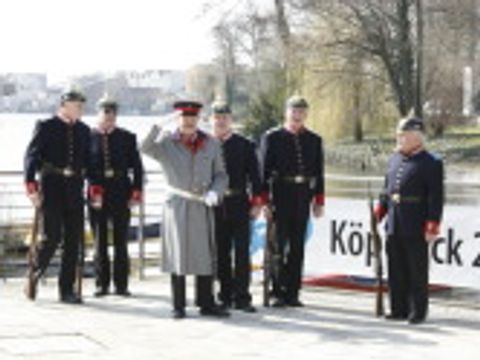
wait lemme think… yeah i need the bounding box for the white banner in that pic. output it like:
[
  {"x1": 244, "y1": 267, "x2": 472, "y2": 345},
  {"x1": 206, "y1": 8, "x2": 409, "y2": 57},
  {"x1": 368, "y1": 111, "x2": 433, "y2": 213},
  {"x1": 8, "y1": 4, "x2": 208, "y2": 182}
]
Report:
[{"x1": 251, "y1": 197, "x2": 480, "y2": 289}]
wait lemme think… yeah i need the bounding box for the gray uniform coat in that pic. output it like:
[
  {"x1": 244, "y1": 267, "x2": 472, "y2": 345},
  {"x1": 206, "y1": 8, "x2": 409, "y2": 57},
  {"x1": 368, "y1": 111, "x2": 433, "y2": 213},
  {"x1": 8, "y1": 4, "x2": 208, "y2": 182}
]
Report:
[{"x1": 141, "y1": 125, "x2": 228, "y2": 275}]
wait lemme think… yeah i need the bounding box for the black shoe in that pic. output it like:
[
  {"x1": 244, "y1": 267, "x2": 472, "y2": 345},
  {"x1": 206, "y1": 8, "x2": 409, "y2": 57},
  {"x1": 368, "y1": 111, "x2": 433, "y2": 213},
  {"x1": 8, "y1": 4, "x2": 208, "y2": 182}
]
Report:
[
  {"x1": 60, "y1": 293, "x2": 83, "y2": 305},
  {"x1": 234, "y1": 303, "x2": 257, "y2": 313},
  {"x1": 385, "y1": 313, "x2": 408, "y2": 321},
  {"x1": 287, "y1": 299, "x2": 304, "y2": 307},
  {"x1": 272, "y1": 298, "x2": 287, "y2": 308},
  {"x1": 217, "y1": 294, "x2": 231, "y2": 309},
  {"x1": 115, "y1": 289, "x2": 131, "y2": 297},
  {"x1": 172, "y1": 309, "x2": 186, "y2": 319},
  {"x1": 408, "y1": 316, "x2": 426, "y2": 325},
  {"x1": 219, "y1": 301, "x2": 231, "y2": 310},
  {"x1": 200, "y1": 305, "x2": 231, "y2": 318},
  {"x1": 94, "y1": 288, "x2": 109, "y2": 297}
]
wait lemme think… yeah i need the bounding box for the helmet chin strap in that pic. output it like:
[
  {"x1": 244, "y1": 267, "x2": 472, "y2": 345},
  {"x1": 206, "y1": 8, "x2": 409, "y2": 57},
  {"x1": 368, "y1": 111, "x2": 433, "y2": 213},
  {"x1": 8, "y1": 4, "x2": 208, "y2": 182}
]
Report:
[
  {"x1": 214, "y1": 125, "x2": 232, "y2": 139},
  {"x1": 399, "y1": 143, "x2": 424, "y2": 156},
  {"x1": 58, "y1": 109, "x2": 76, "y2": 124}
]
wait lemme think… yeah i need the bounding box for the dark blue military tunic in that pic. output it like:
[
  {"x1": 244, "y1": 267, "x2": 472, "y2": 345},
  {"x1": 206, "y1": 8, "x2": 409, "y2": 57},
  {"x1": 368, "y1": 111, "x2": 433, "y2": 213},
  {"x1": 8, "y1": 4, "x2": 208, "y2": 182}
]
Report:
[
  {"x1": 379, "y1": 150, "x2": 444, "y2": 237},
  {"x1": 377, "y1": 149, "x2": 444, "y2": 321},
  {"x1": 218, "y1": 133, "x2": 262, "y2": 216},
  {"x1": 24, "y1": 115, "x2": 91, "y2": 297},
  {"x1": 88, "y1": 127, "x2": 144, "y2": 293},
  {"x1": 260, "y1": 126, "x2": 325, "y2": 303},
  {"x1": 214, "y1": 133, "x2": 262, "y2": 307},
  {"x1": 88, "y1": 127, "x2": 143, "y2": 206}
]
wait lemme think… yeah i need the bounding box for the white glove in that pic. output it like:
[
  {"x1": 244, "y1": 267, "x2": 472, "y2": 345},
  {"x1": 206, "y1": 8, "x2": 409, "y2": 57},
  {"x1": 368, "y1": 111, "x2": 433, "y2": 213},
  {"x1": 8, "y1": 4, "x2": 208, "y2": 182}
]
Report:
[
  {"x1": 28, "y1": 192, "x2": 42, "y2": 208},
  {"x1": 158, "y1": 113, "x2": 178, "y2": 130},
  {"x1": 203, "y1": 190, "x2": 219, "y2": 207},
  {"x1": 312, "y1": 204, "x2": 325, "y2": 218}
]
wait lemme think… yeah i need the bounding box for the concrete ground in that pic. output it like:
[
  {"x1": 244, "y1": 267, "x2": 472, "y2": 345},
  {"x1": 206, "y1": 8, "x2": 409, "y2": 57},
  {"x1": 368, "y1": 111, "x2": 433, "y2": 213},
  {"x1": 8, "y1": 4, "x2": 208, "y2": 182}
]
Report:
[{"x1": 1, "y1": 276, "x2": 479, "y2": 360}]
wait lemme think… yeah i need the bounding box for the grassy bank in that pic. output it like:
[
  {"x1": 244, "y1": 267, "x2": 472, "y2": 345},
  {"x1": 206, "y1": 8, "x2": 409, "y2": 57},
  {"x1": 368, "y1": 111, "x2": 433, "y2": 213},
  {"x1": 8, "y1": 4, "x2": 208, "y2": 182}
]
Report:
[{"x1": 326, "y1": 130, "x2": 480, "y2": 174}]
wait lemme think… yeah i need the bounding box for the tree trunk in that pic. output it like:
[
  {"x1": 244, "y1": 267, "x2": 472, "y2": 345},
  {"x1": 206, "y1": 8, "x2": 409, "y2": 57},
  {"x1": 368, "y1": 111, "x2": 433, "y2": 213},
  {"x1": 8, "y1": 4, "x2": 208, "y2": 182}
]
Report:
[
  {"x1": 274, "y1": 0, "x2": 292, "y2": 95},
  {"x1": 415, "y1": 0, "x2": 424, "y2": 118},
  {"x1": 353, "y1": 83, "x2": 363, "y2": 142}
]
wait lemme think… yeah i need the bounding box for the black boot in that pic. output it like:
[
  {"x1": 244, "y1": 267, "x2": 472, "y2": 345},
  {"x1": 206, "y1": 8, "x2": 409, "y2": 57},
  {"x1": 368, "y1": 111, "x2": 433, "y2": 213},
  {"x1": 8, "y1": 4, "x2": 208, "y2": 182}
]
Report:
[
  {"x1": 172, "y1": 308, "x2": 186, "y2": 319},
  {"x1": 234, "y1": 302, "x2": 257, "y2": 313},
  {"x1": 200, "y1": 304, "x2": 231, "y2": 317},
  {"x1": 115, "y1": 288, "x2": 131, "y2": 297},
  {"x1": 272, "y1": 297, "x2": 287, "y2": 308},
  {"x1": 385, "y1": 313, "x2": 408, "y2": 321},
  {"x1": 286, "y1": 298, "x2": 304, "y2": 307},
  {"x1": 408, "y1": 315, "x2": 426, "y2": 325},
  {"x1": 94, "y1": 287, "x2": 109, "y2": 297},
  {"x1": 60, "y1": 293, "x2": 83, "y2": 305}
]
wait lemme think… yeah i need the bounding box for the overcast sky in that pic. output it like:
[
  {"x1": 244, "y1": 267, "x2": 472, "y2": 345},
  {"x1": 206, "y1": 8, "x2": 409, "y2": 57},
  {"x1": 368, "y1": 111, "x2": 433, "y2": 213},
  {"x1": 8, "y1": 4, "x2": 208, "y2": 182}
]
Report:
[{"x1": 0, "y1": 0, "x2": 226, "y2": 84}]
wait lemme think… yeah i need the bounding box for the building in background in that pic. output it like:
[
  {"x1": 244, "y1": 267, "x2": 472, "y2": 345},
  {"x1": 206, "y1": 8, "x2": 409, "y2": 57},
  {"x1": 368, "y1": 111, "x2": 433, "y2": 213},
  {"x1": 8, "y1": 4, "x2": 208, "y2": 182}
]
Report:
[{"x1": 0, "y1": 70, "x2": 186, "y2": 115}]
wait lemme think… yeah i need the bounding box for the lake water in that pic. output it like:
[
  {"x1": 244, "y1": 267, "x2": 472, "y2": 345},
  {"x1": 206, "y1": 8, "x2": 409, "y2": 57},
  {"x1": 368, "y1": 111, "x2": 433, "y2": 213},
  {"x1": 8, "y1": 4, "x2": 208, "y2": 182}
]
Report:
[
  {"x1": 0, "y1": 113, "x2": 178, "y2": 225},
  {"x1": 0, "y1": 112, "x2": 196, "y2": 172}
]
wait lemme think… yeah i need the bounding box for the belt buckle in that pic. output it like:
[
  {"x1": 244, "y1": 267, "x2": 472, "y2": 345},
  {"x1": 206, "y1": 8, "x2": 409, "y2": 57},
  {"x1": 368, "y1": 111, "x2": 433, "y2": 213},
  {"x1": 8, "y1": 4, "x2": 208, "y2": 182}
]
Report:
[
  {"x1": 294, "y1": 175, "x2": 304, "y2": 183},
  {"x1": 104, "y1": 169, "x2": 115, "y2": 178},
  {"x1": 391, "y1": 193, "x2": 401, "y2": 203},
  {"x1": 63, "y1": 167, "x2": 74, "y2": 177}
]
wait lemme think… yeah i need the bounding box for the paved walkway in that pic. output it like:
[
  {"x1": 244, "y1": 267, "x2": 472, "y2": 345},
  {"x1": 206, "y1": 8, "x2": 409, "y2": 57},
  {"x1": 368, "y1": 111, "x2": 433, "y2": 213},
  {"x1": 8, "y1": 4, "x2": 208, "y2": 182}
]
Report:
[{"x1": 1, "y1": 277, "x2": 479, "y2": 359}]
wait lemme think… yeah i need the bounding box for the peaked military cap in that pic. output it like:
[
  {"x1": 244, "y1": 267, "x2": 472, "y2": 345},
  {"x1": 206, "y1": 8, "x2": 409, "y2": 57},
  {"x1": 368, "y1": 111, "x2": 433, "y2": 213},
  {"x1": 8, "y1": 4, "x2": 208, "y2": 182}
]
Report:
[{"x1": 173, "y1": 100, "x2": 203, "y2": 116}]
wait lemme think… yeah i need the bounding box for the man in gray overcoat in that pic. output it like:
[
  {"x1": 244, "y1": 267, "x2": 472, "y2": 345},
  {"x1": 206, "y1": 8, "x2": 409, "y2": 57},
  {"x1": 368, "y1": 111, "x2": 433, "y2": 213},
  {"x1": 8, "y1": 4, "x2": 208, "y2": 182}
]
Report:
[{"x1": 141, "y1": 100, "x2": 230, "y2": 319}]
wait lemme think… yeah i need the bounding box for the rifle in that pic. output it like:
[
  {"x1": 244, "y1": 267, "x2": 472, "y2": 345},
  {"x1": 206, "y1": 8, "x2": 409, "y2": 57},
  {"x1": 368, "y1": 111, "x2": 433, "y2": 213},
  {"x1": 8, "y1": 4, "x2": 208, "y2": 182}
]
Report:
[
  {"x1": 368, "y1": 183, "x2": 385, "y2": 317},
  {"x1": 263, "y1": 209, "x2": 277, "y2": 307},
  {"x1": 75, "y1": 217, "x2": 85, "y2": 300},
  {"x1": 26, "y1": 207, "x2": 41, "y2": 300},
  {"x1": 263, "y1": 174, "x2": 280, "y2": 307}
]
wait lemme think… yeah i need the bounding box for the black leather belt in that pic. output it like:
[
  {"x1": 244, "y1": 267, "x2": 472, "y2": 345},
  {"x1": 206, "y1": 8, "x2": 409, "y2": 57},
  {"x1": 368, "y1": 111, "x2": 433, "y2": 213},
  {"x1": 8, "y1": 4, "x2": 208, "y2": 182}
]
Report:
[
  {"x1": 102, "y1": 168, "x2": 127, "y2": 179},
  {"x1": 42, "y1": 163, "x2": 85, "y2": 178},
  {"x1": 281, "y1": 175, "x2": 314, "y2": 184},
  {"x1": 390, "y1": 193, "x2": 422, "y2": 204},
  {"x1": 224, "y1": 188, "x2": 244, "y2": 197}
]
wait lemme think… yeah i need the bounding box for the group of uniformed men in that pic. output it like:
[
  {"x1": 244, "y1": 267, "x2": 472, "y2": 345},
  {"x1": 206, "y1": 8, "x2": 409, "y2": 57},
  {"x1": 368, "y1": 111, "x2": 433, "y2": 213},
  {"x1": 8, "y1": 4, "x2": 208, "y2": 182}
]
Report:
[{"x1": 23, "y1": 89, "x2": 443, "y2": 325}]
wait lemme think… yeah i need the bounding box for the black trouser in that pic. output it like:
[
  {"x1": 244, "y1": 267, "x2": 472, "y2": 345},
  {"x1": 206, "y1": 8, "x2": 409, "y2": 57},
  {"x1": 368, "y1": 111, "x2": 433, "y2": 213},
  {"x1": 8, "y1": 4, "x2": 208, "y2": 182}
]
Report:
[
  {"x1": 89, "y1": 205, "x2": 131, "y2": 292},
  {"x1": 272, "y1": 183, "x2": 311, "y2": 302},
  {"x1": 386, "y1": 233, "x2": 429, "y2": 319},
  {"x1": 171, "y1": 274, "x2": 215, "y2": 310},
  {"x1": 215, "y1": 199, "x2": 252, "y2": 306},
  {"x1": 35, "y1": 180, "x2": 84, "y2": 297}
]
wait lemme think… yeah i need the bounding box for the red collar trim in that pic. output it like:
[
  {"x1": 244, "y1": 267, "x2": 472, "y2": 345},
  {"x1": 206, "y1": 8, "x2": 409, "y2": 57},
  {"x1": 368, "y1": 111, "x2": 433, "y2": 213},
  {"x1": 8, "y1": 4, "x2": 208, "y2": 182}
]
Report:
[{"x1": 173, "y1": 129, "x2": 207, "y2": 154}]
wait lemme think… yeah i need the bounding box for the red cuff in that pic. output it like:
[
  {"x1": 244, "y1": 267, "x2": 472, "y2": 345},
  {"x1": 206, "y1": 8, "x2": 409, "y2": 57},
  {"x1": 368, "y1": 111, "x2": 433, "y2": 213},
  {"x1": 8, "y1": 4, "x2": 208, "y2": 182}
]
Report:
[
  {"x1": 25, "y1": 182, "x2": 39, "y2": 195},
  {"x1": 130, "y1": 190, "x2": 143, "y2": 202},
  {"x1": 374, "y1": 204, "x2": 387, "y2": 221},
  {"x1": 249, "y1": 195, "x2": 265, "y2": 207},
  {"x1": 313, "y1": 193, "x2": 325, "y2": 206},
  {"x1": 424, "y1": 221, "x2": 440, "y2": 235},
  {"x1": 89, "y1": 185, "x2": 104, "y2": 198}
]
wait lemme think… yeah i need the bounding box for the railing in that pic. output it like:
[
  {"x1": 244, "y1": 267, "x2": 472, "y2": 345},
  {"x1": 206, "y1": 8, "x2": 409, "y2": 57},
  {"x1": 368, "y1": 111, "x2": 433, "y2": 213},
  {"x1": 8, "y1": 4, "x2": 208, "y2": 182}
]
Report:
[
  {"x1": 0, "y1": 170, "x2": 169, "y2": 280},
  {"x1": 1, "y1": 170, "x2": 480, "y2": 280}
]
